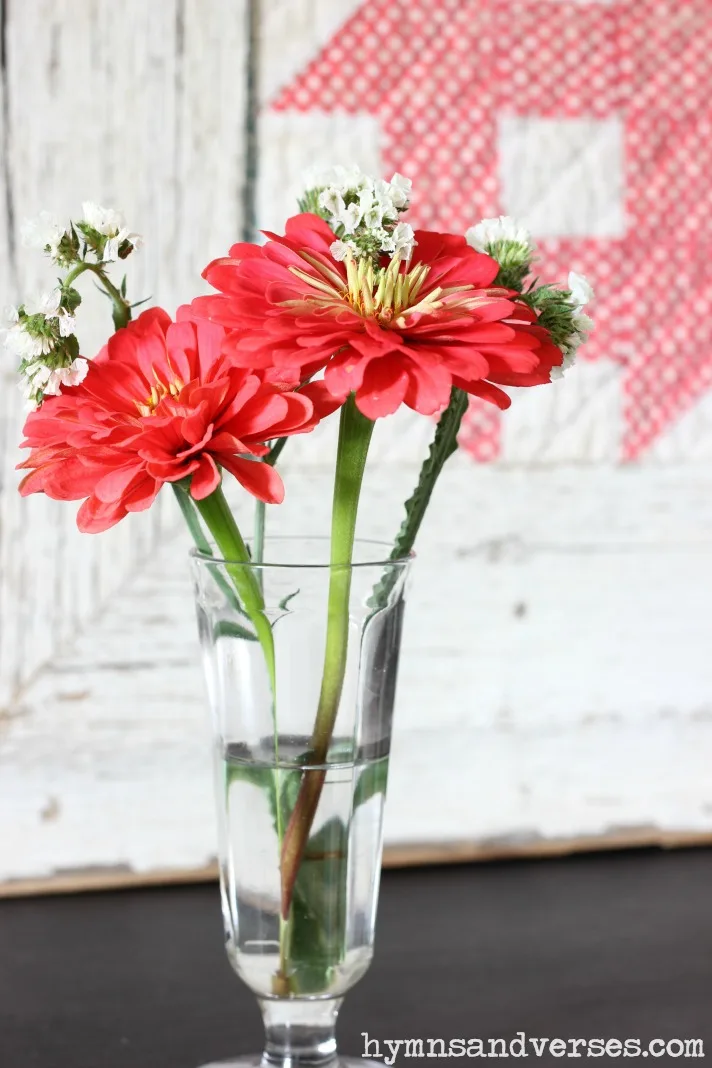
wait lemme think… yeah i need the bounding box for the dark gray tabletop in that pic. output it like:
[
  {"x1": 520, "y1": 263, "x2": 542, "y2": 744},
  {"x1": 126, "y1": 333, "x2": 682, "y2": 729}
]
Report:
[{"x1": 1, "y1": 850, "x2": 711, "y2": 1067}]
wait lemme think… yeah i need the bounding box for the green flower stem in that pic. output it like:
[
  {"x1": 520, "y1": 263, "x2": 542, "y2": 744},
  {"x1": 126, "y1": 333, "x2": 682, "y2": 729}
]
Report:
[
  {"x1": 194, "y1": 485, "x2": 276, "y2": 694},
  {"x1": 193, "y1": 483, "x2": 294, "y2": 988},
  {"x1": 63, "y1": 260, "x2": 132, "y2": 330},
  {"x1": 370, "y1": 386, "x2": 469, "y2": 611},
  {"x1": 252, "y1": 438, "x2": 288, "y2": 584},
  {"x1": 172, "y1": 484, "x2": 256, "y2": 637},
  {"x1": 279, "y1": 395, "x2": 374, "y2": 919},
  {"x1": 266, "y1": 436, "x2": 288, "y2": 468}
]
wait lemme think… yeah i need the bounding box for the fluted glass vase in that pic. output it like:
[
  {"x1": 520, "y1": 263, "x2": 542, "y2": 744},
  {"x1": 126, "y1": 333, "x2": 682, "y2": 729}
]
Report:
[{"x1": 191, "y1": 538, "x2": 412, "y2": 1068}]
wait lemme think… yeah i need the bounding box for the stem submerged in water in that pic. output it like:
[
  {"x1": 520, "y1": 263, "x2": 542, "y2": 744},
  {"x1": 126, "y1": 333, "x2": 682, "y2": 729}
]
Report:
[
  {"x1": 191, "y1": 483, "x2": 292, "y2": 986},
  {"x1": 279, "y1": 395, "x2": 374, "y2": 920}
]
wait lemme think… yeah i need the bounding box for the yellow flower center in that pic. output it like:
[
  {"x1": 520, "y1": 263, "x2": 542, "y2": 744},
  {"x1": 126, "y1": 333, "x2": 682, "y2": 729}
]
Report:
[
  {"x1": 136, "y1": 376, "x2": 184, "y2": 417},
  {"x1": 285, "y1": 250, "x2": 502, "y2": 329}
]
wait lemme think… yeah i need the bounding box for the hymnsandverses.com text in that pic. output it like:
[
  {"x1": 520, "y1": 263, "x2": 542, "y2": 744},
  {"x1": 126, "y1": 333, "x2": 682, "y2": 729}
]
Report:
[{"x1": 362, "y1": 1032, "x2": 705, "y2": 1063}]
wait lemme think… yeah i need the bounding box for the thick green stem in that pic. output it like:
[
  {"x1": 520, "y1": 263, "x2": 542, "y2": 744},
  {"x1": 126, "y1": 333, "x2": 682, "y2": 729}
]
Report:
[
  {"x1": 194, "y1": 485, "x2": 276, "y2": 694},
  {"x1": 192, "y1": 483, "x2": 291, "y2": 986},
  {"x1": 173, "y1": 484, "x2": 255, "y2": 637},
  {"x1": 279, "y1": 396, "x2": 374, "y2": 919}
]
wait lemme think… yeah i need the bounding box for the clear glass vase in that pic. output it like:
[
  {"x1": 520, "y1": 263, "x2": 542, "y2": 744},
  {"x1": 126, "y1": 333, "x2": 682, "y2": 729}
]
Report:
[{"x1": 191, "y1": 537, "x2": 412, "y2": 1068}]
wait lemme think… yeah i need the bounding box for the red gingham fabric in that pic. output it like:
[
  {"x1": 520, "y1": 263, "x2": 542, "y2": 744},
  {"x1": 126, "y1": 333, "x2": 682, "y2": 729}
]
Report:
[{"x1": 270, "y1": 0, "x2": 712, "y2": 461}]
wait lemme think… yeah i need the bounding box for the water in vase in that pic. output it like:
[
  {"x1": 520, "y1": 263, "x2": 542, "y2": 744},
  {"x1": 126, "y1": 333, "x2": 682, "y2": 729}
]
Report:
[{"x1": 216, "y1": 736, "x2": 389, "y2": 1000}]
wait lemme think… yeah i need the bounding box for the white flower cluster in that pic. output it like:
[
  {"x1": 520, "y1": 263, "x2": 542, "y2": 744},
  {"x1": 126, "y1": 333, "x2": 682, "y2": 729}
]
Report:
[
  {"x1": 551, "y1": 271, "x2": 595, "y2": 380},
  {"x1": 20, "y1": 212, "x2": 67, "y2": 263},
  {"x1": 21, "y1": 202, "x2": 143, "y2": 265},
  {"x1": 3, "y1": 289, "x2": 85, "y2": 409},
  {"x1": 465, "y1": 215, "x2": 535, "y2": 258},
  {"x1": 19, "y1": 356, "x2": 89, "y2": 406},
  {"x1": 81, "y1": 201, "x2": 143, "y2": 262},
  {"x1": 304, "y1": 165, "x2": 416, "y2": 263}
]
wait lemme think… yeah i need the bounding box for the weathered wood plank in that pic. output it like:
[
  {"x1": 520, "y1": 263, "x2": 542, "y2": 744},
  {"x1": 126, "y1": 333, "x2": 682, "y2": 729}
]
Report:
[
  {"x1": 0, "y1": 0, "x2": 247, "y2": 713},
  {"x1": 2, "y1": 466, "x2": 711, "y2": 887}
]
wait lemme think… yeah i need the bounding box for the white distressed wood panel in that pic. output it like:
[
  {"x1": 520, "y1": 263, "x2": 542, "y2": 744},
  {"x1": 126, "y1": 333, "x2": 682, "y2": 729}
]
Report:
[
  {"x1": 2, "y1": 465, "x2": 712, "y2": 886},
  {"x1": 1, "y1": 0, "x2": 712, "y2": 891},
  {"x1": 0, "y1": 0, "x2": 247, "y2": 714}
]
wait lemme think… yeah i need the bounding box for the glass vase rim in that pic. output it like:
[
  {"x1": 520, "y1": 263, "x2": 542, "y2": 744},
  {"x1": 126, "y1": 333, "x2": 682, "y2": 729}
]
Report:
[{"x1": 189, "y1": 535, "x2": 414, "y2": 571}]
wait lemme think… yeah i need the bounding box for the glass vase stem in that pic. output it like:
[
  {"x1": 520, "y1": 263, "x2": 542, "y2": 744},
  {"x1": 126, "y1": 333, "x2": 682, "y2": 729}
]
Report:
[{"x1": 280, "y1": 396, "x2": 374, "y2": 919}]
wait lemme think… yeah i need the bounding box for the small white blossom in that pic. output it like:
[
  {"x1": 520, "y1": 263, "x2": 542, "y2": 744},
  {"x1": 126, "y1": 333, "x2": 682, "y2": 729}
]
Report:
[
  {"x1": 307, "y1": 166, "x2": 412, "y2": 256},
  {"x1": 57, "y1": 310, "x2": 77, "y2": 337},
  {"x1": 304, "y1": 164, "x2": 368, "y2": 197},
  {"x1": 4, "y1": 323, "x2": 47, "y2": 359},
  {"x1": 550, "y1": 354, "x2": 574, "y2": 381},
  {"x1": 60, "y1": 357, "x2": 89, "y2": 387},
  {"x1": 21, "y1": 212, "x2": 66, "y2": 260},
  {"x1": 25, "y1": 362, "x2": 52, "y2": 387},
  {"x1": 387, "y1": 173, "x2": 412, "y2": 210},
  {"x1": 81, "y1": 201, "x2": 126, "y2": 236},
  {"x1": 568, "y1": 271, "x2": 594, "y2": 309},
  {"x1": 572, "y1": 310, "x2": 594, "y2": 339},
  {"x1": 2, "y1": 305, "x2": 19, "y2": 327},
  {"x1": 552, "y1": 311, "x2": 594, "y2": 380},
  {"x1": 336, "y1": 202, "x2": 364, "y2": 235},
  {"x1": 391, "y1": 221, "x2": 416, "y2": 261},
  {"x1": 23, "y1": 289, "x2": 62, "y2": 319},
  {"x1": 81, "y1": 202, "x2": 142, "y2": 260},
  {"x1": 318, "y1": 188, "x2": 346, "y2": 218},
  {"x1": 104, "y1": 227, "x2": 142, "y2": 261},
  {"x1": 103, "y1": 229, "x2": 127, "y2": 261},
  {"x1": 330, "y1": 239, "x2": 358, "y2": 262},
  {"x1": 466, "y1": 215, "x2": 534, "y2": 256}
]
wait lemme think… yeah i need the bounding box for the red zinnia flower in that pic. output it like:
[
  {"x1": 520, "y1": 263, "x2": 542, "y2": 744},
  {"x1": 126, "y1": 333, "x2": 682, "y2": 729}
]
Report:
[
  {"x1": 191, "y1": 213, "x2": 564, "y2": 419},
  {"x1": 17, "y1": 307, "x2": 324, "y2": 533}
]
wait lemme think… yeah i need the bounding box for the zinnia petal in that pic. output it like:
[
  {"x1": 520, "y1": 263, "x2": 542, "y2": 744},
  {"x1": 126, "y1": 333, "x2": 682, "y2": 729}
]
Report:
[{"x1": 221, "y1": 456, "x2": 284, "y2": 504}]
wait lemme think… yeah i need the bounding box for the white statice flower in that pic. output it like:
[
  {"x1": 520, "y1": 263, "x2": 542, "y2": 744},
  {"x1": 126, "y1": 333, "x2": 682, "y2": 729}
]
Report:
[
  {"x1": 552, "y1": 312, "x2": 594, "y2": 381},
  {"x1": 318, "y1": 188, "x2": 346, "y2": 218},
  {"x1": 81, "y1": 201, "x2": 127, "y2": 236},
  {"x1": 304, "y1": 164, "x2": 369, "y2": 197},
  {"x1": 59, "y1": 357, "x2": 89, "y2": 388},
  {"x1": 4, "y1": 323, "x2": 48, "y2": 359},
  {"x1": 21, "y1": 212, "x2": 66, "y2": 260},
  {"x1": 57, "y1": 310, "x2": 77, "y2": 337},
  {"x1": 390, "y1": 221, "x2": 416, "y2": 261},
  {"x1": 319, "y1": 190, "x2": 364, "y2": 234},
  {"x1": 330, "y1": 239, "x2": 358, "y2": 262},
  {"x1": 466, "y1": 215, "x2": 534, "y2": 256},
  {"x1": 568, "y1": 271, "x2": 594, "y2": 309},
  {"x1": 25, "y1": 361, "x2": 52, "y2": 388},
  {"x1": 19, "y1": 356, "x2": 88, "y2": 408},
  {"x1": 550, "y1": 353, "x2": 575, "y2": 381},
  {"x1": 23, "y1": 288, "x2": 62, "y2": 319},
  {"x1": 81, "y1": 201, "x2": 142, "y2": 260},
  {"x1": 388, "y1": 173, "x2": 412, "y2": 210},
  {"x1": 336, "y1": 201, "x2": 364, "y2": 235},
  {"x1": 103, "y1": 231, "x2": 127, "y2": 261},
  {"x1": 2, "y1": 305, "x2": 19, "y2": 327},
  {"x1": 45, "y1": 359, "x2": 89, "y2": 396}
]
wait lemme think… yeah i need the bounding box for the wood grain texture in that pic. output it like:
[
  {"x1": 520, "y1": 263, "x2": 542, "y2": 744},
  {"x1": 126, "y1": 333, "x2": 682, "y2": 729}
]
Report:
[
  {"x1": 2, "y1": 464, "x2": 711, "y2": 890},
  {"x1": 1, "y1": 1, "x2": 711, "y2": 892}
]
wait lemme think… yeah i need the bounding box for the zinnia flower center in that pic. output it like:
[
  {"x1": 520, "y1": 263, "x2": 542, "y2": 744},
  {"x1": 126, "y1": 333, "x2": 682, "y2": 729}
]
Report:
[
  {"x1": 136, "y1": 375, "x2": 184, "y2": 417},
  {"x1": 287, "y1": 251, "x2": 497, "y2": 329}
]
